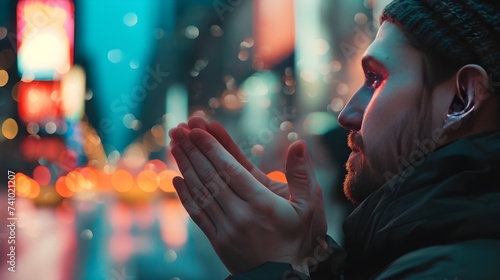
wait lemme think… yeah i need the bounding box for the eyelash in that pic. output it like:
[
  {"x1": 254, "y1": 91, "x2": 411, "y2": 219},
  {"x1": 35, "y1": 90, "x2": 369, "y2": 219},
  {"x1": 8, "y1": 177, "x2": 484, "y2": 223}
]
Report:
[{"x1": 365, "y1": 71, "x2": 384, "y2": 90}]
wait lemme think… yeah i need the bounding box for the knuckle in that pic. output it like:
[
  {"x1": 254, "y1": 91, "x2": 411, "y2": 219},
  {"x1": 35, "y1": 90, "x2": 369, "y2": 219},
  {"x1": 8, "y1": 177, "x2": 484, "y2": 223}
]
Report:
[
  {"x1": 182, "y1": 142, "x2": 198, "y2": 155},
  {"x1": 202, "y1": 167, "x2": 219, "y2": 183},
  {"x1": 185, "y1": 203, "x2": 201, "y2": 217},
  {"x1": 220, "y1": 160, "x2": 241, "y2": 176},
  {"x1": 192, "y1": 186, "x2": 211, "y2": 207},
  {"x1": 205, "y1": 180, "x2": 221, "y2": 197}
]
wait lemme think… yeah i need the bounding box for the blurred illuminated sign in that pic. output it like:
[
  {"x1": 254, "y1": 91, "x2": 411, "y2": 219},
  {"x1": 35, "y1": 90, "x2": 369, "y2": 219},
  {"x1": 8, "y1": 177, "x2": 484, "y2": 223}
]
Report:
[
  {"x1": 17, "y1": 0, "x2": 74, "y2": 80},
  {"x1": 254, "y1": 0, "x2": 295, "y2": 69},
  {"x1": 18, "y1": 80, "x2": 63, "y2": 124},
  {"x1": 61, "y1": 65, "x2": 86, "y2": 121},
  {"x1": 20, "y1": 136, "x2": 66, "y2": 162}
]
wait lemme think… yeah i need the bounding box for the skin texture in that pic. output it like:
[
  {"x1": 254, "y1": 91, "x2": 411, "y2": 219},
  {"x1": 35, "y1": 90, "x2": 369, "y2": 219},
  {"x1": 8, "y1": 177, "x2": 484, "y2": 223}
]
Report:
[
  {"x1": 169, "y1": 119, "x2": 327, "y2": 275},
  {"x1": 338, "y1": 21, "x2": 493, "y2": 203},
  {"x1": 339, "y1": 21, "x2": 500, "y2": 203}
]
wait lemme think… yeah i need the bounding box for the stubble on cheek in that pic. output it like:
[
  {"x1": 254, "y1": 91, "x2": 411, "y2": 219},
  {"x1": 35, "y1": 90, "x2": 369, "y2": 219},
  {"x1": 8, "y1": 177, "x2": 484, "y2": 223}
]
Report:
[{"x1": 343, "y1": 112, "x2": 423, "y2": 203}]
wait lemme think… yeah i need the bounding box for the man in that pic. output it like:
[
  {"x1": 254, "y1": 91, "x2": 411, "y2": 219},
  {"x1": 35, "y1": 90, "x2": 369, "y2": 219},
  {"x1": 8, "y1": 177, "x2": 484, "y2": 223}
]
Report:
[{"x1": 169, "y1": 0, "x2": 500, "y2": 278}]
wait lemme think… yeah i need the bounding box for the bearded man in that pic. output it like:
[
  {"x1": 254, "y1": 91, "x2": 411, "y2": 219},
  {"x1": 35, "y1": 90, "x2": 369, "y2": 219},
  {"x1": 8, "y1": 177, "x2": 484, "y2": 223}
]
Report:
[{"x1": 169, "y1": 0, "x2": 500, "y2": 278}]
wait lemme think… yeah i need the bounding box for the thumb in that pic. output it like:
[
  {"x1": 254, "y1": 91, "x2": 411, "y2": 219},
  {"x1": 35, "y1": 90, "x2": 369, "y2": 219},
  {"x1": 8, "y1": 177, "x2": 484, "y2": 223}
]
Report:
[{"x1": 285, "y1": 140, "x2": 313, "y2": 212}]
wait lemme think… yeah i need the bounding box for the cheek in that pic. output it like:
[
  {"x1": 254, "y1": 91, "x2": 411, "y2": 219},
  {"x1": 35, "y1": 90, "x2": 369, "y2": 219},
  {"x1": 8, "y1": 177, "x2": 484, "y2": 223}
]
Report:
[
  {"x1": 361, "y1": 88, "x2": 414, "y2": 141},
  {"x1": 360, "y1": 80, "x2": 421, "y2": 164}
]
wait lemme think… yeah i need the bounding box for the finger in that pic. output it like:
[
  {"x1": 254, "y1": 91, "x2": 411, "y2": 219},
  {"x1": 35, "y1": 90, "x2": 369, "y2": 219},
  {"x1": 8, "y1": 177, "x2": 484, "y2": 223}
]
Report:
[
  {"x1": 190, "y1": 120, "x2": 287, "y2": 198},
  {"x1": 173, "y1": 128, "x2": 241, "y2": 212},
  {"x1": 173, "y1": 177, "x2": 216, "y2": 239},
  {"x1": 171, "y1": 142, "x2": 225, "y2": 221},
  {"x1": 169, "y1": 123, "x2": 189, "y2": 147},
  {"x1": 178, "y1": 122, "x2": 189, "y2": 129},
  {"x1": 188, "y1": 128, "x2": 274, "y2": 203},
  {"x1": 304, "y1": 144, "x2": 326, "y2": 224},
  {"x1": 206, "y1": 121, "x2": 254, "y2": 171},
  {"x1": 285, "y1": 141, "x2": 314, "y2": 215},
  {"x1": 305, "y1": 145, "x2": 324, "y2": 199},
  {"x1": 188, "y1": 117, "x2": 209, "y2": 130},
  {"x1": 206, "y1": 121, "x2": 274, "y2": 187}
]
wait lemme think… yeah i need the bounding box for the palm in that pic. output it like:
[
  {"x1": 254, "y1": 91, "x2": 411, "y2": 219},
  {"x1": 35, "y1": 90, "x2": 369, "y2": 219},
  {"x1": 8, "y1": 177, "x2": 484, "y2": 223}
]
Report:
[{"x1": 182, "y1": 118, "x2": 327, "y2": 252}]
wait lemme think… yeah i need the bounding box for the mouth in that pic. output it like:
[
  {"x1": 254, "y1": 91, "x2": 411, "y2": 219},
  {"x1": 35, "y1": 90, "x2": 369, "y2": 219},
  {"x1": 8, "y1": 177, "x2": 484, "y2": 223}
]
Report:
[{"x1": 348, "y1": 131, "x2": 364, "y2": 154}]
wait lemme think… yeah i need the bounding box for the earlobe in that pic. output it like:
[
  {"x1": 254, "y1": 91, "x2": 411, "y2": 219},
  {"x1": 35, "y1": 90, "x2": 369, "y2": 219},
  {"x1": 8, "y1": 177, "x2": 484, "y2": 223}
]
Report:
[{"x1": 444, "y1": 64, "x2": 488, "y2": 130}]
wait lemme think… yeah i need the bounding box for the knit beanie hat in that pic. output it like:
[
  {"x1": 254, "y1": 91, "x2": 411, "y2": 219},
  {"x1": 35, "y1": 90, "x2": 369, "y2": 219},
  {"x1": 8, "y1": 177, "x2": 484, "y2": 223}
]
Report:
[{"x1": 380, "y1": 0, "x2": 500, "y2": 90}]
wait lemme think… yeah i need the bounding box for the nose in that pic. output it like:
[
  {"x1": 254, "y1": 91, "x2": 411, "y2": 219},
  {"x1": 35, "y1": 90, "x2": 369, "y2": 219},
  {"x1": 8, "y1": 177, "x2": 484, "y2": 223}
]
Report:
[{"x1": 338, "y1": 89, "x2": 369, "y2": 131}]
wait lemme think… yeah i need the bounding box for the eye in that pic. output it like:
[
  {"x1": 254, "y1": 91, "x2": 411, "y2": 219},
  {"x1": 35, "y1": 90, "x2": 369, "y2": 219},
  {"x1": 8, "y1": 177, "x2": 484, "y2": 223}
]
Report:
[{"x1": 365, "y1": 71, "x2": 383, "y2": 90}]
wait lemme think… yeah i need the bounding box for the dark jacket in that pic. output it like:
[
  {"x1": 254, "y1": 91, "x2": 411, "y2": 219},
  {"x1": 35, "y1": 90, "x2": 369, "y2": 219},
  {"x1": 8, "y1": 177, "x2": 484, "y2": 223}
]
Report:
[{"x1": 228, "y1": 130, "x2": 500, "y2": 279}]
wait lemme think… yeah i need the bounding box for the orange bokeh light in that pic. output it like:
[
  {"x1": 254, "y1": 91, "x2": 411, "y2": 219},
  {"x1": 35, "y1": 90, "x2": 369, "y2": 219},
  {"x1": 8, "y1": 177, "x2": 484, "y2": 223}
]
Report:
[
  {"x1": 65, "y1": 170, "x2": 84, "y2": 193},
  {"x1": 137, "y1": 170, "x2": 158, "y2": 193},
  {"x1": 111, "y1": 170, "x2": 134, "y2": 193},
  {"x1": 55, "y1": 176, "x2": 73, "y2": 198},
  {"x1": 158, "y1": 169, "x2": 180, "y2": 193},
  {"x1": 27, "y1": 179, "x2": 40, "y2": 199},
  {"x1": 16, "y1": 173, "x2": 41, "y2": 198},
  {"x1": 267, "y1": 170, "x2": 288, "y2": 183},
  {"x1": 95, "y1": 169, "x2": 112, "y2": 192},
  {"x1": 78, "y1": 167, "x2": 97, "y2": 190},
  {"x1": 16, "y1": 173, "x2": 32, "y2": 197},
  {"x1": 144, "y1": 159, "x2": 167, "y2": 172}
]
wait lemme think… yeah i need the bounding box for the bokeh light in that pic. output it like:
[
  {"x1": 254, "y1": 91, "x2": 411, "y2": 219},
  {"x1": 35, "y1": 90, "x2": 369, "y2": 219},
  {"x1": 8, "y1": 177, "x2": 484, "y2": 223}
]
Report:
[
  {"x1": 33, "y1": 165, "x2": 51, "y2": 186},
  {"x1": 1, "y1": 118, "x2": 18, "y2": 139},
  {"x1": 123, "y1": 12, "x2": 138, "y2": 27},
  {"x1": 158, "y1": 170, "x2": 180, "y2": 193},
  {"x1": 16, "y1": 173, "x2": 32, "y2": 197},
  {"x1": 111, "y1": 170, "x2": 134, "y2": 193},
  {"x1": 55, "y1": 176, "x2": 74, "y2": 198},
  {"x1": 0, "y1": 69, "x2": 8, "y2": 86},
  {"x1": 66, "y1": 170, "x2": 85, "y2": 193},
  {"x1": 78, "y1": 167, "x2": 98, "y2": 190},
  {"x1": 137, "y1": 170, "x2": 158, "y2": 193},
  {"x1": 267, "y1": 171, "x2": 288, "y2": 183}
]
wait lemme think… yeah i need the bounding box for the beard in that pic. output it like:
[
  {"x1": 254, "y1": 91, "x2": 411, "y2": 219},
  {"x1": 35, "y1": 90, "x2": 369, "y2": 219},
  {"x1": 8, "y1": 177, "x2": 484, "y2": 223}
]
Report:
[
  {"x1": 343, "y1": 131, "x2": 387, "y2": 203},
  {"x1": 343, "y1": 108, "x2": 436, "y2": 204}
]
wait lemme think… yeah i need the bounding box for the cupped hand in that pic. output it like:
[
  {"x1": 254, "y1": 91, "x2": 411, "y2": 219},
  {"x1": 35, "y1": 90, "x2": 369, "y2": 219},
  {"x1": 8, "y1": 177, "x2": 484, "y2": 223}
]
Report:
[
  {"x1": 169, "y1": 121, "x2": 327, "y2": 274},
  {"x1": 171, "y1": 118, "x2": 328, "y2": 256}
]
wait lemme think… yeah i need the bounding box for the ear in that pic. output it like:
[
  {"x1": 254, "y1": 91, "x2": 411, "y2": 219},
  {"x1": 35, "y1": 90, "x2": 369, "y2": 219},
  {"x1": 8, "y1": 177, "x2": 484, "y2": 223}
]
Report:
[{"x1": 444, "y1": 64, "x2": 489, "y2": 130}]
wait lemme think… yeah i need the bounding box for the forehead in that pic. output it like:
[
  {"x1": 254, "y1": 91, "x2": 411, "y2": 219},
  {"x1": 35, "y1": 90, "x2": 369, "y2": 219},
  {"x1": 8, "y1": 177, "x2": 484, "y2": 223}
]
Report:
[{"x1": 364, "y1": 21, "x2": 422, "y2": 69}]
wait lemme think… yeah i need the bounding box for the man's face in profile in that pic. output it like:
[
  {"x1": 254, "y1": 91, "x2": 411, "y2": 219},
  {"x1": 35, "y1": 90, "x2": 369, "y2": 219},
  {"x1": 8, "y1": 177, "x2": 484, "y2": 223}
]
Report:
[{"x1": 338, "y1": 22, "x2": 446, "y2": 203}]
